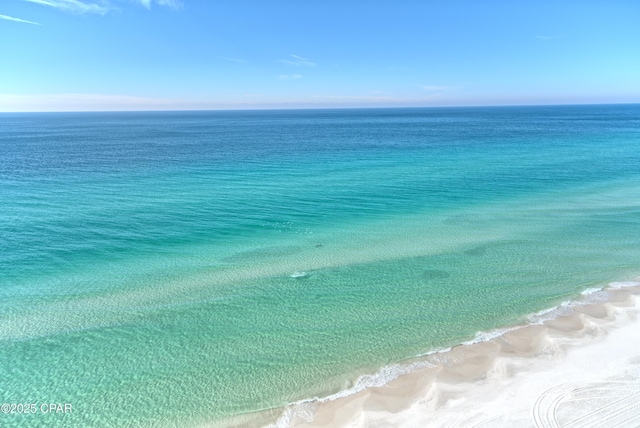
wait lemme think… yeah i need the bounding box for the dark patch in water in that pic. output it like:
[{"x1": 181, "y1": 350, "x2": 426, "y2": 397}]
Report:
[{"x1": 463, "y1": 246, "x2": 487, "y2": 256}]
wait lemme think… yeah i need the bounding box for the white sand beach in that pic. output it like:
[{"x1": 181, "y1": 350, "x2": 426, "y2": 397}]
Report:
[{"x1": 264, "y1": 282, "x2": 640, "y2": 428}]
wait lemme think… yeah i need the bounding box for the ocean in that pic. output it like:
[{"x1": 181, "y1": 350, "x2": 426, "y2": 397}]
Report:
[{"x1": 1, "y1": 105, "x2": 639, "y2": 427}]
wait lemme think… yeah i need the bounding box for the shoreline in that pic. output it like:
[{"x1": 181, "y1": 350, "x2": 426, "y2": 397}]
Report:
[{"x1": 218, "y1": 279, "x2": 640, "y2": 428}]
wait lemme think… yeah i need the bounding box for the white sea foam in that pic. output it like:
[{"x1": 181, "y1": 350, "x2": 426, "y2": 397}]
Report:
[
  {"x1": 289, "y1": 271, "x2": 307, "y2": 278},
  {"x1": 581, "y1": 286, "x2": 604, "y2": 296},
  {"x1": 526, "y1": 279, "x2": 640, "y2": 325},
  {"x1": 461, "y1": 326, "x2": 520, "y2": 346},
  {"x1": 609, "y1": 280, "x2": 640, "y2": 289},
  {"x1": 528, "y1": 300, "x2": 574, "y2": 324}
]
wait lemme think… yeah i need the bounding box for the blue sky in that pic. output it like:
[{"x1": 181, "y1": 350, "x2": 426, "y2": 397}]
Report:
[{"x1": 1, "y1": 0, "x2": 639, "y2": 111}]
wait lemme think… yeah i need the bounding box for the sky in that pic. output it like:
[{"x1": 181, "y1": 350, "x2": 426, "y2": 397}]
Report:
[{"x1": 1, "y1": 0, "x2": 639, "y2": 111}]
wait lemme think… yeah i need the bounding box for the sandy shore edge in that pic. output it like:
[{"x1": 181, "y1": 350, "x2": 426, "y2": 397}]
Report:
[
  {"x1": 212, "y1": 280, "x2": 640, "y2": 428},
  {"x1": 284, "y1": 281, "x2": 640, "y2": 427}
]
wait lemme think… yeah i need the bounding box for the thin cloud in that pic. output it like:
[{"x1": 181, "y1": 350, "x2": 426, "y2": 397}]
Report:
[
  {"x1": 278, "y1": 54, "x2": 316, "y2": 67},
  {"x1": 21, "y1": 0, "x2": 183, "y2": 14},
  {"x1": 134, "y1": 0, "x2": 183, "y2": 9},
  {"x1": 0, "y1": 13, "x2": 42, "y2": 25},
  {"x1": 278, "y1": 74, "x2": 302, "y2": 80},
  {"x1": 21, "y1": 0, "x2": 111, "y2": 14}
]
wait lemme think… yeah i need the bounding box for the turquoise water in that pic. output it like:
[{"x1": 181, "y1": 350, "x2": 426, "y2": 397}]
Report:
[{"x1": 1, "y1": 105, "x2": 640, "y2": 427}]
